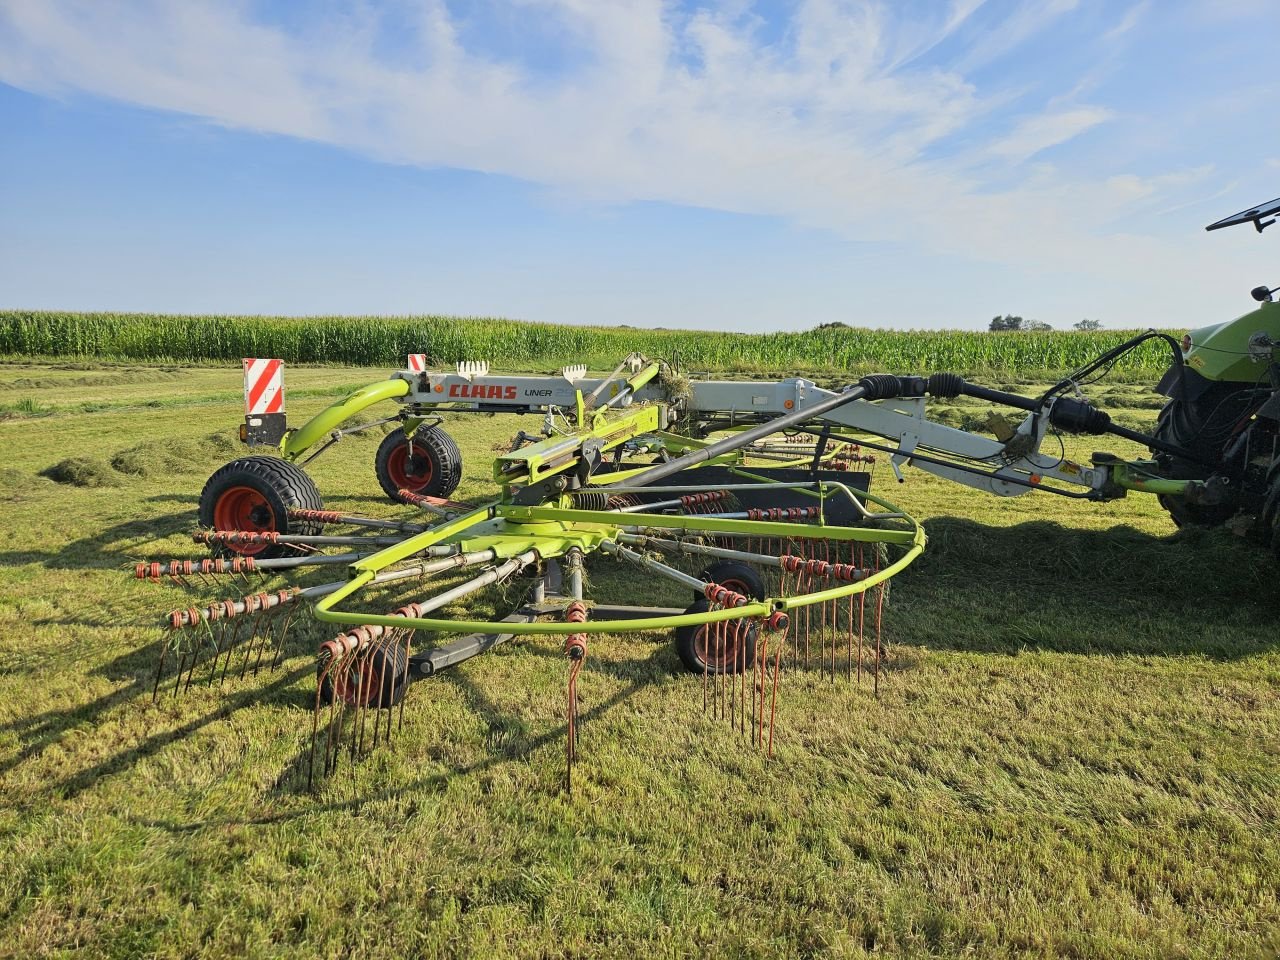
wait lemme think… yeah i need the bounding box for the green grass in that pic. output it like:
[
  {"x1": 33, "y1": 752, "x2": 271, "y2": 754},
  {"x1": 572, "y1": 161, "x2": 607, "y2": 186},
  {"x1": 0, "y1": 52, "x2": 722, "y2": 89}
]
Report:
[
  {"x1": 0, "y1": 361, "x2": 1276, "y2": 958},
  {"x1": 0, "y1": 311, "x2": 1181, "y2": 379}
]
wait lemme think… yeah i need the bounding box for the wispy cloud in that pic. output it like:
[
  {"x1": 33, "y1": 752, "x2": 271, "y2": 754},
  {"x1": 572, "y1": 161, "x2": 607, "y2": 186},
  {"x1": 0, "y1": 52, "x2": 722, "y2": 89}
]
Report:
[
  {"x1": 989, "y1": 107, "x2": 1112, "y2": 162},
  {"x1": 0, "y1": 0, "x2": 1238, "y2": 286}
]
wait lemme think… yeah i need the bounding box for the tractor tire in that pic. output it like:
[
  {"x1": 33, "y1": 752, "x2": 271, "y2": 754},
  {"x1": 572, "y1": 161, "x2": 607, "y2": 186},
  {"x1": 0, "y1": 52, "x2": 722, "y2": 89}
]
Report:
[
  {"x1": 1259, "y1": 468, "x2": 1280, "y2": 559},
  {"x1": 198, "y1": 456, "x2": 324, "y2": 559},
  {"x1": 375, "y1": 427, "x2": 462, "y2": 501},
  {"x1": 674, "y1": 599, "x2": 759, "y2": 676},
  {"x1": 1151, "y1": 383, "x2": 1253, "y2": 527},
  {"x1": 318, "y1": 637, "x2": 410, "y2": 708},
  {"x1": 692, "y1": 560, "x2": 767, "y2": 604}
]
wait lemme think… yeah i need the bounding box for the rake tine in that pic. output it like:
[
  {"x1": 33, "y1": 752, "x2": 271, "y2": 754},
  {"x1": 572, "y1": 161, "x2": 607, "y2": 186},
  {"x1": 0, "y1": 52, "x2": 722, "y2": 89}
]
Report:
[
  {"x1": 846, "y1": 593, "x2": 854, "y2": 679},
  {"x1": 718, "y1": 617, "x2": 726, "y2": 721},
  {"x1": 172, "y1": 649, "x2": 189, "y2": 697},
  {"x1": 563, "y1": 601, "x2": 588, "y2": 793},
  {"x1": 751, "y1": 628, "x2": 760, "y2": 746},
  {"x1": 235, "y1": 614, "x2": 258, "y2": 681},
  {"x1": 394, "y1": 627, "x2": 409, "y2": 742},
  {"x1": 875, "y1": 579, "x2": 885, "y2": 698},
  {"x1": 153, "y1": 633, "x2": 172, "y2": 702},
  {"x1": 739, "y1": 620, "x2": 747, "y2": 737},
  {"x1": 253, "y1": 601, "x2": 282, "y2": 677},
  {"x1": 727, "y1": 617, "x2": 735, "y2": 725},
  {"x1": 242, "y1": 605, "x2": 271, "y2": 679},
  {"x1": 768, "y1": 633, "x2": 784, "y2": 758},
  {"x1": 309, "y1": 657, "x2": 334, "y2": 790},
  {"x1": 752, "y1": 640, "x2": 762, "y2": 752},
  {"x1": 821, "y1": 540, "x2": 830, "y2": 679},
  {"x1": 802, "y1": 542, "x2": 812, "y2": 668},
  {"x1": 221, "y1": 609, "x2": 252, "y2": 685},
  {"x1": 353, "y1": 645, "x2": 370, "y2": 760},
  {"x1": 325, "y1": 648, "x2": 351, "y2": 775},
  {"x1": 370, "y1": 638, "x2": 384, "y2": 750},
  {"x1": 270, "y1": 604, "x2": 298, "y2": 673},
  {"x1": 702, "y1": 621, "x2": 709, "y2": 713},
  {"x1": 830, "y1": 597, "x2": 837, "y2": 683},
  {"x1": 857, "y1": 545, "x2": 866, "y2": 684},
  {"x1": 185, "y1": 621, "x2": 214, "y2": 694},
  {"x1": 220, "y1": 616, "x2": 247, "y2": 686}
]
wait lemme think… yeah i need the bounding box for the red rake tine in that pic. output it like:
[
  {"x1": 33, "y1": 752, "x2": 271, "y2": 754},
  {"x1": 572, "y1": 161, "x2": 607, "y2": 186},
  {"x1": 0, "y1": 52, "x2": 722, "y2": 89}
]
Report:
[
  {"x1": 875, "y1": 579, "x2": 885, "y2": 697},
  {"x1": 739, "y1": 620, "x2": 747, "y2": 737},
  {"x1": 153, "y1": 632, "x2": 173, "y2": 702},
  {"x1": 768, "y1": 633, "x2": 784, "y2": 758},
  {"x1": 309, "y1": 658, "x2": 335, "y2": 790}
]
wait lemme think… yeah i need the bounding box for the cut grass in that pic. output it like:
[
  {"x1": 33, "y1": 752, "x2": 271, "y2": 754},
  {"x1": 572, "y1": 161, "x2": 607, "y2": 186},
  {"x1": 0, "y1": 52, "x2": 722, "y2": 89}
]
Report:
[{"x1": 0, "y1": 361, "x2": 1276, "y2": 958}]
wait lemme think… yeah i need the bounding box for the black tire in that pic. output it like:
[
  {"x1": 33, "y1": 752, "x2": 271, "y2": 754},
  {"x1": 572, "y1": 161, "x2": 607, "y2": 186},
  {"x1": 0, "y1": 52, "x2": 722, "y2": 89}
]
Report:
[
  {"x1": 375, "y1": 427, "x2": 462, "y2": 501},
  {"x1": 692, "y1": 560, "x2": 767, "y2": 603},
  {"x1": 674, "y1": 599, "x2": 759, "y2": 676},
  {"x1": 1152, "y1": 382, "x2": 1254, "y2": 527},
  {"x1": 198, "y1": 456, "x2": 324, "y2": 558},
  {"x1": 1259, "y1": 467, "x2": 1280, "y2": 558},
  {"x1": 318, "y1": 638, "x2": 410, "y2": 708}
]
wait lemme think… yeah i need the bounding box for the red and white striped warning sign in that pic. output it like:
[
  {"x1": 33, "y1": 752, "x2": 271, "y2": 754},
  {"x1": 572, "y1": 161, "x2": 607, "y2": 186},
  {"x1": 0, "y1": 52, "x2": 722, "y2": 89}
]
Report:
[
  {"x1": 243, "y1": 358, "x2": 285, "y2": 415},
  {"x1": 407, "y1": 354, "x2": 427, "y2": 372}
]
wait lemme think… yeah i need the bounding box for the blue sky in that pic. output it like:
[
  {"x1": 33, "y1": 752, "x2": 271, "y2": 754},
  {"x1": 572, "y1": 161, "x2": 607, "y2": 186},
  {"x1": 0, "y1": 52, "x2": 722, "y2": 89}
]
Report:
[{"x1": 2, "y1": 0, "x2": 1278, "y2": 331}]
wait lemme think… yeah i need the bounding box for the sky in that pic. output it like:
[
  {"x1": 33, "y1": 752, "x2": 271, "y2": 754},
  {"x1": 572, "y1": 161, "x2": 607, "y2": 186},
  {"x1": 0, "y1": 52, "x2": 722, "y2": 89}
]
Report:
[{"x1": 1, "y1": 0, "x2": 1278, "y2": 332}]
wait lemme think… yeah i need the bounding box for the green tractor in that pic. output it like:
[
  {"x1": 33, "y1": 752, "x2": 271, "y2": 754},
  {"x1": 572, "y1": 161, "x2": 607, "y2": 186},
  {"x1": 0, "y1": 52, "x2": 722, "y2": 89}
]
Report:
[{"x1": 1150, "y1": 196, "x2": 1280, "y2": 546}]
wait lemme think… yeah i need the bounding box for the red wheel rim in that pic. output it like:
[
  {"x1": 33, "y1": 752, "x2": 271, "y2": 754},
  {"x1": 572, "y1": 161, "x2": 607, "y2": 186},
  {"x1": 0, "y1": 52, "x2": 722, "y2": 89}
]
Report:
[
  {"x1": 212, "y1": 485, "x2": 276, "y2": 556},
  {"x1": 386, "y1": 441, "x2": 434, "y2": 492},
  {"x1": 696, "y1": 576, "x2": 754, "y2": 667},
  {"x1": 694, "y1": 619, "x2": 749, "y2": 668},
  {"x1": 331, "y1": 660, "x2": 385, "y2": 707}
]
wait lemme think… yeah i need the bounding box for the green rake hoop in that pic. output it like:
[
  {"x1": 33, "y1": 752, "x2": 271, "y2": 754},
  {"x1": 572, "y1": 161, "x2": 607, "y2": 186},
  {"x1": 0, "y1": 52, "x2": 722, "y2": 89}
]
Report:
[{"x1": 133, "y1": 361, "x2": 927, "y2": 789}]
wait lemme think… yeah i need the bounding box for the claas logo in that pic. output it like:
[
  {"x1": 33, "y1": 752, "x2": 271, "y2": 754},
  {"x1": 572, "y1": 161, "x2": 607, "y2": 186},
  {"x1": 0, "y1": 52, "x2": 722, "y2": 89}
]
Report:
[{"x1": 448, "y1": 383, "x2": 518, "y2": 400}]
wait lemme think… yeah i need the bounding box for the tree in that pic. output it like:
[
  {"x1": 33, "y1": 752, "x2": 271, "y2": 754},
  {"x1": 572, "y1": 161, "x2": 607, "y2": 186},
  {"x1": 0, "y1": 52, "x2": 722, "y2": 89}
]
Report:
[
  {"x1": 1073, "y1": 318, "x2": 1102, "y2": 331},
  {"x1": 814, "y1": 321, "x2": 850, "y2": 330},
  {"x1": 988, "y1": 314, "x2": 1024, "y2": 331},
  {"x1": 1026, "y1": 319, "x2": 1053, "y2": 332}
]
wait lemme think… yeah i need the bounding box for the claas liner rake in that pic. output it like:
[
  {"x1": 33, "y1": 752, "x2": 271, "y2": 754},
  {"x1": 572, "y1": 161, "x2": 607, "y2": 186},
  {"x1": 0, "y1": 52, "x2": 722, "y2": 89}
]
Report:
[{"x1": 136, "y1": 343, "x2": 1209, "y2": 787}]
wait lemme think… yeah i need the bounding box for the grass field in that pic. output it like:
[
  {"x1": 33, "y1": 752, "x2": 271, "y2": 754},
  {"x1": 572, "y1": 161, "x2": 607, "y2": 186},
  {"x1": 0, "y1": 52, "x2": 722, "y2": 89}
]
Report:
[{"x1": 0, "y1": 360, "x2": 1277, "y2": 959}]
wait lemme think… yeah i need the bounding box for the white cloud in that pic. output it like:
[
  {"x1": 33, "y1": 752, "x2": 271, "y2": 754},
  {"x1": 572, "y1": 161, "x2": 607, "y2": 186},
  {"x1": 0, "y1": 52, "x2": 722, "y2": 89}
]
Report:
[
  {"x1": 0, "y1": 0, "x2": 1251, "y2": 299},
  {"x1": 989, "y1": 107, "x2": 1113, "y2": 162}
]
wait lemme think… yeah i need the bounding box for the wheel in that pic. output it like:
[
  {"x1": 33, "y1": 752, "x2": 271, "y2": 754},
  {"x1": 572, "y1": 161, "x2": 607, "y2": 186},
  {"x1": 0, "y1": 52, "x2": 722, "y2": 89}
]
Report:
[
  {"x1": 692, "y1": 560, "x2": 767, "y2": 603},
  {"x1": 1259, "y1": 466, "x2": 1280, "y2": 558},
  {"x1": 674, "y1": 599, "x2": 759, "y2": 675},
  {"x1": 1152, "y1": 382, "x2": 1255, "y2": 527},
  {"x1": 318, "y1": 638, "x2": 410, "y2": 707},
  {"x1": 198, "y1": 456, "x2": 324, "y2": 558},
  {"x1": 375, "y1": 427, "x2": 462, "y2": 501}
]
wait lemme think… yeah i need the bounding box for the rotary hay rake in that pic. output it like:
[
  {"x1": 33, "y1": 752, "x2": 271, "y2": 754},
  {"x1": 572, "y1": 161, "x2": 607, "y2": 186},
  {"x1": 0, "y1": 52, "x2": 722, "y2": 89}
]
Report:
[
  {"x1": 131, "y1": 336, "x2": 1221, "y2": 789},
  {"x1": 133, "y1": 358, "x2": 926, "y2": 788}
]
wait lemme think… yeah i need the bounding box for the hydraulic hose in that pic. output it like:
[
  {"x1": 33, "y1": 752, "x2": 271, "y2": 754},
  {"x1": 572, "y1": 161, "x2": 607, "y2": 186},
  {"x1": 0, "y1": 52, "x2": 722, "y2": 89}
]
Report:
[{"x1": 923, "y1": 372, "x2": 1209, "y2": 465}]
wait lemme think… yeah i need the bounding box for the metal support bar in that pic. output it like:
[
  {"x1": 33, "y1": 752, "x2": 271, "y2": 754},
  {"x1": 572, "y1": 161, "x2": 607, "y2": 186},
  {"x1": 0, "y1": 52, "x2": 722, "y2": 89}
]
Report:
[
  {"x1": 409, "y1": 610, "x2": 540, "y2": 676},
  {"x1": 566, "y1": 547, "x2": 584, "y2": 601},
  {"x1": 617, "y1": 532, "x2": 787, "y2": 569},
  {"x1": 622, "y1": 382, "x2": 870, "y2": 488},
  {"x1": 600, "y1": 539, "x2": 709, "y2": 592},
  {"x1": 411, "y1": 549, "x2": 539, "y2": 616},
  {"x1": 296, "y1": 549, "x2": 496, "y2": 600}
]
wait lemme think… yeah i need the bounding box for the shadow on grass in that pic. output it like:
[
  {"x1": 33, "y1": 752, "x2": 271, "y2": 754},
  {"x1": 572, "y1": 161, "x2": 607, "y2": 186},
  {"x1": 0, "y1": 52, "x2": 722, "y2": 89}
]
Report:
[
  {"x1": 242, "y1": 648, "x2": 666, "y2": 814},
  {"x1": 10, "y1": 515, "x2": 1276, "y2": 816},
  {"x1": 46, "y1": 666, "x2": 314, "y2": 802},
  {"x1": 896, "y1": 517, "x2": 1280, "y2": 659},
  {"x1": 0, "y1": 510, "x2": 196, "y2": 571},
  {"x1": 0, "y1": 612, "x2": 328, "y2": 786}
]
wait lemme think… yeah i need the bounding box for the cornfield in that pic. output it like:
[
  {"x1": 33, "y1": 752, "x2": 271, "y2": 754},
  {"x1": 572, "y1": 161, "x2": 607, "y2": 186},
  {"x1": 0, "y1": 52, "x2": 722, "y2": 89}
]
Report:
[{"x1": 0, "y1": 310, "x2": 1179, "y2": 377}]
